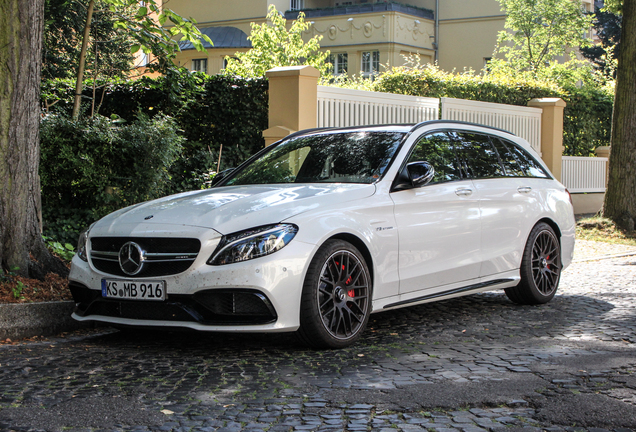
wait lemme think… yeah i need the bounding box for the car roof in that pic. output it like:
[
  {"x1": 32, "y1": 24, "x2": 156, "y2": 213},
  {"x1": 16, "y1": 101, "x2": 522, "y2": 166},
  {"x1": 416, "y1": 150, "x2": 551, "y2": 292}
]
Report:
[{"x1": 287, "y1": 120, "x2": 515, "y2": 141}]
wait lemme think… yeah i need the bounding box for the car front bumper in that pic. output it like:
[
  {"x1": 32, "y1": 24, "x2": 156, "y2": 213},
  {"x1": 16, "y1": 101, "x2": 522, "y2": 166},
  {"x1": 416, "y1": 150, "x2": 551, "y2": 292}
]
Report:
[{"x1": 68, "y1": 233, "x2": 317, "y2": 333}]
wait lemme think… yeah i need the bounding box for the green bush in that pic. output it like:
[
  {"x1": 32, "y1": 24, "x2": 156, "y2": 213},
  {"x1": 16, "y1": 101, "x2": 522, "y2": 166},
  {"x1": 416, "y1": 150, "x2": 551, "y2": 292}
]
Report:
[
  {"x1": 40, "y1": 113, "x2": 184, "y2": 244},
  {"x1": 40, "y1": 70, "x2": 269, "y2": 243},
  {"x1": 373, "y1": 65, "x2": 613, "y2": 156},
  {"x1": 41, "y1": 70, "x2": 269, "y2": 170}
]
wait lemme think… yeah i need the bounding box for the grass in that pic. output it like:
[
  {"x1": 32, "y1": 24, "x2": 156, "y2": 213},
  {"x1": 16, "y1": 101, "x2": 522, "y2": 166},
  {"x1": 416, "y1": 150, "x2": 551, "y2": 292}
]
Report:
[{"x1": 576, "y1": 216, "x2": 636, "y2": 246}]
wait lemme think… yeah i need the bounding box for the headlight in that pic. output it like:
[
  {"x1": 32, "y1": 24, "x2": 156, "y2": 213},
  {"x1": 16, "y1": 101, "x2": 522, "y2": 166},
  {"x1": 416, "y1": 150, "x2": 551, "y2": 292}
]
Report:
[
  {"x1": 76, "y1": 230, "x2": 89, "y2": 262},
  {"x1": 76, "y1": 223, "x2": 95, "y2": 262},
  {"x1": 208, "y1": 224, "x2": 298, "y2": 265}
]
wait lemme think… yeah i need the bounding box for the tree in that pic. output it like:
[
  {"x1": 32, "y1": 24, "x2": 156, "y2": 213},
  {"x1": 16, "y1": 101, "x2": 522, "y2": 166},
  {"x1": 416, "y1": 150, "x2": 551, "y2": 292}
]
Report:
[
  {"x1": 490, "y1": 0, "x2": 594, "y2": 78},
  {"x1": 581, "y1": 6, "x2": 622, "y2": 77},
  {"x1": 71, "y1": 0, "x2": 212, "y2": 118},
  {"x1": 0, "y1": 0, "x2": 210, "y2": 278},
  {"x1": 1, "y1": 0, "x2": 68, "y2": 278},
  {"x1": 223, "y1": 5, "x2": 331, "y2": 78},
  {"x1": 603, "y1": 0, "x2": 636, "y2": 231},
  {"x1": 43, "y1": 0, "x2": 135, "y2": 80}
]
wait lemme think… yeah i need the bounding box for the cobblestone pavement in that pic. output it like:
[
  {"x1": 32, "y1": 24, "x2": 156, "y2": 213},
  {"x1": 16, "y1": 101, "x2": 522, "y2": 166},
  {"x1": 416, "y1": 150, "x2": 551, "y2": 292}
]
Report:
[{"x1": 1, "y1": 242, "x2": 635, "y2": 432}]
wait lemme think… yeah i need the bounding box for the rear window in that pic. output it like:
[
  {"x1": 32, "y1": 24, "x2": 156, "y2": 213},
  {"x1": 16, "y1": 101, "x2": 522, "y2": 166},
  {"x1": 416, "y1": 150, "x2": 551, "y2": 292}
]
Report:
[{"x1": 499, "y1": 138, "x2": 550, "y2": 178}]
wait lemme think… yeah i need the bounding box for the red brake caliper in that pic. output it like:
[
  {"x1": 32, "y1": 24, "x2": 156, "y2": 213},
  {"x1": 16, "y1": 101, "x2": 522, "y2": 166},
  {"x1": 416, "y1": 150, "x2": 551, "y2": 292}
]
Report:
[
  {"x1": 338, "y1": 260, "x2": 354, "y2": 298},
  {"x1": 346, "y1": 275, "x2": 354, "y2": 298}
]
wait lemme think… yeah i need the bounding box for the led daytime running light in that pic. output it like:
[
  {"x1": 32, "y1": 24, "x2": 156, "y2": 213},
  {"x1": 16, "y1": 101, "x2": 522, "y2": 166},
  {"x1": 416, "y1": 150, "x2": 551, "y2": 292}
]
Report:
[
  {"x1": 208, "y1": 224, "x2": 298, "y2": 265},
  {"x1": 76, "y1": 222, "x2": 95, "y2": 262}
]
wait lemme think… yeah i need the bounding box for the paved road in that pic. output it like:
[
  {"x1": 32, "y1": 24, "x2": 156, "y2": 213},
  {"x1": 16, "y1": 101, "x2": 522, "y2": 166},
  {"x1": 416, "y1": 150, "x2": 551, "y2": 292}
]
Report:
[{"x1": 0, "y1": 250, "x2": 635, "y2": 432}]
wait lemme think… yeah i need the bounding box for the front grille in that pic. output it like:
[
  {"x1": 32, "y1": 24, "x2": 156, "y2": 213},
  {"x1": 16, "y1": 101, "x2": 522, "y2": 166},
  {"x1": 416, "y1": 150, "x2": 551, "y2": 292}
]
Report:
[
  {"x1": 70, "y1": 282, "x2": 278, "y2": 325},
  {"x1": 90, "y1": 237, "x2": 201, "y2": 277}
]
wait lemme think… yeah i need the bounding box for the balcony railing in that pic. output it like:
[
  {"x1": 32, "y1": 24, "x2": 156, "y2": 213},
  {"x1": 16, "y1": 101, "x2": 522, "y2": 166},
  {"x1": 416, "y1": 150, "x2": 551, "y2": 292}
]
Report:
[{"x1": 285, "y1": 2, "x2": 434, "y2": 20}]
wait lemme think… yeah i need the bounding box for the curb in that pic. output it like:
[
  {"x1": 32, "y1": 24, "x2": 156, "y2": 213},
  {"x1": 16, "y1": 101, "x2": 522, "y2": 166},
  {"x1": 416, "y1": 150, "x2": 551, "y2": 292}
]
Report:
[{"x1": 0, "y1": 301, "x2": 91, "y2": 340}]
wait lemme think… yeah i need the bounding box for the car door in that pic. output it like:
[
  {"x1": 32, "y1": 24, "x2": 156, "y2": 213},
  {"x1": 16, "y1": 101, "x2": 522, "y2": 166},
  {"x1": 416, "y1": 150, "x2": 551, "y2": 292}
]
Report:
[
  {"x1": 454, "y1": 132, "x2": 546, "y2": 277},
  {"x1": 390, "y1": 131, "x2": 482, "y2": 295}
]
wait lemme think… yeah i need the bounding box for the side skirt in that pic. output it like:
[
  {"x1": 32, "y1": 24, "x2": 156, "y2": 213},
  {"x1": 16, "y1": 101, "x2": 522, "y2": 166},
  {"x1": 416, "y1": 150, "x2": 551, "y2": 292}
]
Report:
[{"x1": 382, "y1": 278, "x2": 516, "y2": 310}]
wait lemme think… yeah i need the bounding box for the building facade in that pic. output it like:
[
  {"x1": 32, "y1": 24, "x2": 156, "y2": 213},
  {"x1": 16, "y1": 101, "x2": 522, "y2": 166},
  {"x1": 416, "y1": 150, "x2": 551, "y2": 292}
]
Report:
[{"x1": 166, "y1": 0, "x2": 593, "y2": 76}]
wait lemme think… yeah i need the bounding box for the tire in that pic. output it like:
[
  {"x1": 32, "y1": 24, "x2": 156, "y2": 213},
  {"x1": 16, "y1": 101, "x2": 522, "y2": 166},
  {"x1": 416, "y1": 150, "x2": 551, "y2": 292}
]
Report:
[
  {"x1": 505, "y1": 222, "x2": 562, "y2": 305},
  {"x1": 297, "y1": 239, "x2": 372, "y2": 349}
]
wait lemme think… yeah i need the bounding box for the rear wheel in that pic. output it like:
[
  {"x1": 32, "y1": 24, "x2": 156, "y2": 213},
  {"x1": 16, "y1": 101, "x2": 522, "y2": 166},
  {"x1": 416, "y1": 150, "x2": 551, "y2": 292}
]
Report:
[
  {"x1": 297, "y1": 239, "x2": 371, "y2": 349},
  {"x1": 505, "y1": 222, "x2": 562, "y2": 305}
]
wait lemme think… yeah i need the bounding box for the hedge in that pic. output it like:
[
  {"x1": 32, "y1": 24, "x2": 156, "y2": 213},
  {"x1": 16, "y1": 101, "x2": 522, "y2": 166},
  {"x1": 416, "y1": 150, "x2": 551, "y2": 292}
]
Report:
[
  {"x1": 372, "y1": 67, "x2": 614, "y2": 156},
  {"x1": 40, "y1": 71, "x2": 269, "y2": 243},
  {"x1": 41, "y1": 70, "x2": 269, "y2": 174}
]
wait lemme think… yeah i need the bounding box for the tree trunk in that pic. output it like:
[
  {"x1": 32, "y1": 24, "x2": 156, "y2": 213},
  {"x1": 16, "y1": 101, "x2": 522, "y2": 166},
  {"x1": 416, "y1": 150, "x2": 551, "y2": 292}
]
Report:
[
  {"x1": 0, "y1": 0, "x2": 69, "y2": 279},
  {"x1": 604, "y1": 0, "x2": 636, "y2": 231}
]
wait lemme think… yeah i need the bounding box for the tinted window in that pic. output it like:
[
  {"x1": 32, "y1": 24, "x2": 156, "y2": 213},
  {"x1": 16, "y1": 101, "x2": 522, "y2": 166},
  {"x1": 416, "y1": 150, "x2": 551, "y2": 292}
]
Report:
[
  {"x1": 492, "y1": 138, "x2": 525, "y2": 177},
  {"x1": 501, "y1": 139, "x2": 550, "y2": 178},
  {"x1": 225, "y1": 131, "x2": 404, "y2": 185},
  {"x1": 408, "y1": 132, "x2": 462, "y2": 184},
  {"x1": 455, "y1": 132, "x2": 505, "y2": 179}
]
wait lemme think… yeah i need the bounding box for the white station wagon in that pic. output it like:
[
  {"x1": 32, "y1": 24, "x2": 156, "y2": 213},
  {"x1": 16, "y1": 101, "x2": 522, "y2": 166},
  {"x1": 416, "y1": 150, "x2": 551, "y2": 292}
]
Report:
[{"x1": 69, "y1": 121, "x2": 575, "y2": 348}]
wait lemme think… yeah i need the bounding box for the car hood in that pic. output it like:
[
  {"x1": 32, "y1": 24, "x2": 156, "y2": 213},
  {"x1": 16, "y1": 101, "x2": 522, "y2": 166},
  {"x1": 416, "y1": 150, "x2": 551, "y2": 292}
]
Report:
[{"x1": 91, "y1": 183, "x2": 376, "y2": 235}]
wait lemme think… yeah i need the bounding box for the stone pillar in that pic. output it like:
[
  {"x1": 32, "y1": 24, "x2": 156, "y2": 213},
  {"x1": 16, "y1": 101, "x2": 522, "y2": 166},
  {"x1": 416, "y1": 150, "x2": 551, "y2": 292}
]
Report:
[
  {"x1": 528, "y1": 98, "x2": 567, "y2": 182},
  {"x1": 263, "y1": 65, "x2": 320, "y2": 146},
  {"x1": 595, "y1": 146, "x2": 611, "y2": 187}
]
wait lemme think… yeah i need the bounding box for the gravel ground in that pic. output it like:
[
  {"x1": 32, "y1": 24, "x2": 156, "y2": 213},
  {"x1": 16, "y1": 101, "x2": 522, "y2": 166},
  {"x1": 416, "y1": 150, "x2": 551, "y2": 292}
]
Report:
[{"x1": 0, "y1": 240, "x2": 635, "y2": 432}]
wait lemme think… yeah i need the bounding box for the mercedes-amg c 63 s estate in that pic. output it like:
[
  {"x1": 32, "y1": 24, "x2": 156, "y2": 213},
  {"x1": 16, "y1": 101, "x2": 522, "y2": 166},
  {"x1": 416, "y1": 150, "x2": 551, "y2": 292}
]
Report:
[{"x1": 69, "y1": 120, "x2": 575, "y2": 348}]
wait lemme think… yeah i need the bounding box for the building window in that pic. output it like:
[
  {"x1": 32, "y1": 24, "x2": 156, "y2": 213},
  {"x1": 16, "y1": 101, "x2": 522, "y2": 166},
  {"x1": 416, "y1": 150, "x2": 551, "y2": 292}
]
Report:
[
  {"x1": 483, "y1": 57, "x2": 492, "y2": 71},
  {"x1": 361, "y1": 51, "x2": 380, "y2": 77},
  {"x1": 328, "y1": 53, "x2": 348, "y2": 76},
  {"x1": 223, "y1": 57, "x2": 238, "y2": 69},
  {"x1": 290, "y1": 0, "x2": 304, "y2": 10},
  {"x1": 192, "y1": 59, "x2": 208, "y2": 74}
]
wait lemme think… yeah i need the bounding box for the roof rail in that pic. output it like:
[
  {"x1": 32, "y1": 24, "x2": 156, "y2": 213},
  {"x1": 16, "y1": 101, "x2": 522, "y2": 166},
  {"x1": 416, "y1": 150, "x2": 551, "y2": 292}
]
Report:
[
  {"x1": 281, "y1": 120, "x2": 517, "y2": 144},
  {"x1": 409, "y1": 119, "x2": 515, "y2": 136}
]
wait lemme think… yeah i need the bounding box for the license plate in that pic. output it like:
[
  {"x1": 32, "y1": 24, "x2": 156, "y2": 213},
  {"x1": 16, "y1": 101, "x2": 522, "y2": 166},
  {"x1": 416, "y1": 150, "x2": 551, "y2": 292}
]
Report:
[{"x1": 101, "y1": 279, "x2": 166, "y2": 301}]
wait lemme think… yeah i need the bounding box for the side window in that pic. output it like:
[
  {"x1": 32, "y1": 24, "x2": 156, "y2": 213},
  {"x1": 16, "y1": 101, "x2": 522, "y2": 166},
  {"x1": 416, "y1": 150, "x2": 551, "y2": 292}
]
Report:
[
  {"x1": 492, "y1": 138, "x2": 525, "y2": 177},
  {"x1": 455, "y1": 132, "x2": 505, "y2": 179},
  {"x1": 502, "y1": 139, "x2": 550, "y2": 178},
  {"x1": 408, "y1": 132, "x2": 462, "y2": 184}
]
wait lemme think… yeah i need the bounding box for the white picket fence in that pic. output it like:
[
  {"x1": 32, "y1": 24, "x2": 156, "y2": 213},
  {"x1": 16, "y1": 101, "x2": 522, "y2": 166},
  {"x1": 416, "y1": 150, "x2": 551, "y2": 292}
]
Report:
[
  {"x1": 316, "y1": 86, "x2": 438, "y2": 128},
  {"x1": 440, "y1": 97, "x2": 543, "y2": 155},
  {"x1": 561, "y1": 156, "x2": 608, "y2": 193}
]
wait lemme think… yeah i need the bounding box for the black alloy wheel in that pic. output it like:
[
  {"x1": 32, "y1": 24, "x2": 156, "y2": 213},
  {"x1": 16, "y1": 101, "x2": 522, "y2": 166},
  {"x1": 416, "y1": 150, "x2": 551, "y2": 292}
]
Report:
[
  {"x1": 505, "y1": 222, "x2": 562, "y2": 305},
  {"x1": 531, "y1": 229, "x2": 561, "y2": 295},
  {"x1": 298, "y1": 239, "x2": 371, "y2": 348}
]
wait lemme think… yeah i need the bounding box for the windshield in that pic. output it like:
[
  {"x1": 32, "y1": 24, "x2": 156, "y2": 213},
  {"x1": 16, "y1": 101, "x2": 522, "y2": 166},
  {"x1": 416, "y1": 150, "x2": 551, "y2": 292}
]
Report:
[{"x1": 225, "y1": 131, "x2": 405, "y2": 186}]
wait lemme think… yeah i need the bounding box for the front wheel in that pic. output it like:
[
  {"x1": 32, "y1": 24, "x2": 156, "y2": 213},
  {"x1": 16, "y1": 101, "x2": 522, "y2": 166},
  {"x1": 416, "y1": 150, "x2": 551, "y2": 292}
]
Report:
[
  {"x1": 505, "y1": 222, "x2": 562, "y2": 305},
  {"x1": 297, "y1": 239, "x2": 372, "y2": 349}
]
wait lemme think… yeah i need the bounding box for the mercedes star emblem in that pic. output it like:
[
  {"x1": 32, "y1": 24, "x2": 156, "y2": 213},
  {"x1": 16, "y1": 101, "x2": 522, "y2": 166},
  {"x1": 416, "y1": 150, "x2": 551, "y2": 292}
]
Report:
[{"x1": 118, "y1": 241, "x2": 146, "y2": 275}]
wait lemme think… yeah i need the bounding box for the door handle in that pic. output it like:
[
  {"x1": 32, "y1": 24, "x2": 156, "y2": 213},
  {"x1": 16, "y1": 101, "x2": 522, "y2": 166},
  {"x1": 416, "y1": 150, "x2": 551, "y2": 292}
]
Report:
[
  {"x1": 455, "y1": 188, "x2": 473, "y2": 196},
  {"x1": 517, "y1": 186, "x2": 532, "y2": 193}
]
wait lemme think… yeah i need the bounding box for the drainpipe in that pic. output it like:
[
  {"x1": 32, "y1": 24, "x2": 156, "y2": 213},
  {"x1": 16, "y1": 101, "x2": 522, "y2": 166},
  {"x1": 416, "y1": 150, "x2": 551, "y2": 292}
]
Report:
[{"x1": 434, "y1": 0, "x2": 439, "y2": 63}]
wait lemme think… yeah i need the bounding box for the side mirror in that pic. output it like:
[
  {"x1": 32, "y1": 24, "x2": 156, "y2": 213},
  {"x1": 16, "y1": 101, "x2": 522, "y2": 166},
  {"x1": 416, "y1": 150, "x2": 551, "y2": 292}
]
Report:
[
  {"x1": 392, "y1": 161, "x2": 435, "y2": 191},
  {"x1": 211, "y1": 168, "x2": 235, "y2": 186},
  {"x1": 406, "y1": 161, "x2": 435, "y2": 187}
]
